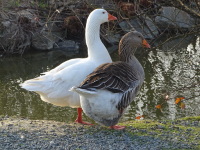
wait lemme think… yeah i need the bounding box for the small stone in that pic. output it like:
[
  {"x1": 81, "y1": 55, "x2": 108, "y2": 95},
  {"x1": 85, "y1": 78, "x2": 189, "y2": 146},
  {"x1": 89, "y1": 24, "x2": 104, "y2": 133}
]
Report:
[
  {"x1": 157, "y1": 125, "x2": 165, "y2": 129},
  {"x1": 186, "y1": 128, "x2": 192, "y2": 132},
  {"x1": 193, "y1": 121, "x2": 199, "y2": 126}
]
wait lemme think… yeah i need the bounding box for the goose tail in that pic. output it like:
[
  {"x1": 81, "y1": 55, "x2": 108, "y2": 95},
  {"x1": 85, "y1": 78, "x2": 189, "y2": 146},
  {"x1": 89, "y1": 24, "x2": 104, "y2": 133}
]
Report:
[
  {"x1": 70, "y1": 86, "x2": 97, "y2": 96},
  {"x1": 20, "y1": 77, "x2": 48, "y2": 91}
]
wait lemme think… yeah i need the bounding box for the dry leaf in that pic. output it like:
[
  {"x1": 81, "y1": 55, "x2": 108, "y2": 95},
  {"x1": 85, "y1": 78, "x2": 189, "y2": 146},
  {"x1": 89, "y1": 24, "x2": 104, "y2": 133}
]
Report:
[
  {"x1": 135, "y1": 115, "x2": 144, "y2": 120},
  {"x1": 155, "y1": 104, "x2": 162, "y2": 109},
  {"x1": 175, "y1": 97, "x2": 185, "y2": 104},
  {"x1": 175, "y1": 98, "x2": 181, "y2": 104},
  {"x1": 180, "y1": 102, "x2": 186, "y2": 109}
]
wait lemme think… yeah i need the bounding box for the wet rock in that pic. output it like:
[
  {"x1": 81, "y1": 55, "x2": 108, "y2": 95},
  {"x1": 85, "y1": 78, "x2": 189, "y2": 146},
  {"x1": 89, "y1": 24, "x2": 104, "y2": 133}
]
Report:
[
  {"x1": 32, "y1": 32, "x2": 58, "y2": 50},
  {"x1": 155, "y1": 7, "x2": 195, "y2": 29},
  {"x1": 49, "y1": 0, "x2": 71, "y2": 8},
  {"x1": 17, "y1": 9, "x2": 38, "y2": 24},
  {"x1": 86, "y1": 0, "x2": 116, "y2": 9},
  {"x1": 101, "y1": 30, "x2": 121, "y2": 46},
  {"x1": 158, "y1": 34, "x2": 196, "y2": 51},
  {"x1": 54, "y1": 40, "x2": 79, "y2": 52},
  {"x1": 105, "y1": 33, "x2": 121, "y2": 45},
  {"x1": 49, "y1": 0, "x2": 90, "y2": 11},
  {"x1": 119, "y1": 16, "x2": 159, "y2": 39},
  {"x1": 107, "y1": 45, "x2": 118, "y2": 54},
  {"x1": 99, "y1": 29, "x2": 120, "y2": 53},
  {"x1": 0, "y1": 9, "x2": 39, "y2": 54},
  {"x1": 1, "y1": 21, "x2": 11, "y2": 27}
]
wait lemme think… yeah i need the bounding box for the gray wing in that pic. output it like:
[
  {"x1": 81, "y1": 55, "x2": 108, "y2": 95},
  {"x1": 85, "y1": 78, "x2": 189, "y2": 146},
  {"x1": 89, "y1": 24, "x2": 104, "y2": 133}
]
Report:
[
  {"x1": 79, "y1": 61, "x2": 142, "y2": 112},
  {"x1": 116, "y1": 80, "x2": 140, "y2": 113}
]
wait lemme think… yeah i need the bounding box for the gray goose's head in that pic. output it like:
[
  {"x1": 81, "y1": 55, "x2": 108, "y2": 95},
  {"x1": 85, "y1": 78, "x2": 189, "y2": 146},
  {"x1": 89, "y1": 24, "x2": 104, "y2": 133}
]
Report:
[{"x1": 118, "y1": 31, "x2": 150, "y2": 62}]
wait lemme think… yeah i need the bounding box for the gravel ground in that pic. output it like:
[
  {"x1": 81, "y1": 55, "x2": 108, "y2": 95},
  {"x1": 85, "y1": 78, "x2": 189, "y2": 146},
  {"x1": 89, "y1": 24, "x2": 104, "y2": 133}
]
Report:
[{"x1": 0, "y1": 117, "x2": 199, "y2": 150}]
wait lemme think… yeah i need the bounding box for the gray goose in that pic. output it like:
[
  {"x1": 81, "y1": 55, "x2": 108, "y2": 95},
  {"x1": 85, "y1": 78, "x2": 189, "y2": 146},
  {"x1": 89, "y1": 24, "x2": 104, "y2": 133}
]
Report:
[{"x1": 71, "y1": 31, "x2": 150, "y2": 129}]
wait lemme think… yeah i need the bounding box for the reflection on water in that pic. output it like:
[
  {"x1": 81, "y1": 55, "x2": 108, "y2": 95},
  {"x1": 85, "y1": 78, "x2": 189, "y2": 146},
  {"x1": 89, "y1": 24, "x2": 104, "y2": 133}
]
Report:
[
  {"x1": 128, "y1": 35, "x2": 200, "y2": 121},
  {"x1": 0, "y1": 36, "x2": 199, "y2": 123}
]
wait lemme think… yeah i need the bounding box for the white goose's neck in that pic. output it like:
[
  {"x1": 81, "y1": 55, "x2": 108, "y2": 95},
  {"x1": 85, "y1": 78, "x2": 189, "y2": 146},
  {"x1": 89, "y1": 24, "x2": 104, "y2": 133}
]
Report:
[{"x1": 85, "y1": 19, "x2": 112, "y2": 63}]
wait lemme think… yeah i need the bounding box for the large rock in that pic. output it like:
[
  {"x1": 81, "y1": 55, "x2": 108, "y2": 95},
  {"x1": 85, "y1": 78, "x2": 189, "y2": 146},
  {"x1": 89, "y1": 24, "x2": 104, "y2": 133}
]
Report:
[
  {"x1": 17, "y1": 9, "x2": 38, "y2": 24},
  {"x1": 54, "y1": 40, "x2": 79, "y2": 53},
  {"x1": 0, "y1": 10, "x2": 37, "y2": 54},
  {"x1": 86, "y1": 0, "x2": 116, "y2": 9},
  {"x1": 155, "y1": 7, "x2": 195, "y2": 29},
  {"x1": 32, "y1": 31, "x2": 58, "y2": 50},
  {"x1": 31, "y1": 20, "x2": 62, "y2": 51},
  {"x1": 119, "y1": 16, "x2": 159, "y2": 39},
  {"x1": 158, "y1": 35, "x2": 196, "y2": 51}
]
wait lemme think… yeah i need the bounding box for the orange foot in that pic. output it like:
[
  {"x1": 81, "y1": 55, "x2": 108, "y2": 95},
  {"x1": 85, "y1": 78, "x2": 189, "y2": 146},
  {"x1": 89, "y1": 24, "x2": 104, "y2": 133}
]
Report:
[
  {"x1": 75, "y1": 108, "x2": 93, "y2": 125},
  {"x1": 110, "y1": 125, "x2": 125, "y2": 130},
  {"x1": 75, "y1": 119, "x2": 93, "y2": 125}
]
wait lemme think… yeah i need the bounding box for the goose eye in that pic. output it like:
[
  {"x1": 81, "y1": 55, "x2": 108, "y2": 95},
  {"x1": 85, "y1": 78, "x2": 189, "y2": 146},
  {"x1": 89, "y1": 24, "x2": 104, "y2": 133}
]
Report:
[{"x1": 102, "y1": 12, "x2": 105, "y2": 14}]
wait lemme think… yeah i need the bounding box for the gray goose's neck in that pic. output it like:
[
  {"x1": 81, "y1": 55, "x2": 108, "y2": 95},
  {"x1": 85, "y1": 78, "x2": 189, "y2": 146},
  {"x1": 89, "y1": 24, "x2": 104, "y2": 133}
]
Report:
[
  {"x1": 119, "y1": 42, "x2": 144, "y2": 79},
  {"x1": 118, "y1": 40, "x2": 137, "y2": 63}
]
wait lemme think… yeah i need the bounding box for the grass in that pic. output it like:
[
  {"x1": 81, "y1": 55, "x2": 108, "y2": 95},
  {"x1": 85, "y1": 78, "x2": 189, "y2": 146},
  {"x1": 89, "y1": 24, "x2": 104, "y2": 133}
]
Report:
[
  {"x1": 120, "y1": 120, "x2": 165, "y2": 129},
  {"x1": 118, "y1": 117, "x2": 200, "y2": 149},
  {"x1": 178, "y1": 116, "x2": 200, "y2": 121}
]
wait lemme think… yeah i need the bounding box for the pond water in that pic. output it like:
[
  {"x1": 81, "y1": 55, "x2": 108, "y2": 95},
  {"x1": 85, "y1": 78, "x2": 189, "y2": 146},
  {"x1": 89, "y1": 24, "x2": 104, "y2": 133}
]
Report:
[{"x1": 0, "y1": 35, "x2": 199, "y2": 123}]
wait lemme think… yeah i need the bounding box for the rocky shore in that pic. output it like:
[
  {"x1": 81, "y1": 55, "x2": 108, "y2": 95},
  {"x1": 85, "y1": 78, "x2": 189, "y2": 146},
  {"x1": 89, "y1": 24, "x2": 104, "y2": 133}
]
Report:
[
  {"x1": 0, "y1": 116, "x2": 199, "y2": 149},
  {"x1": 0, "y1": 0, "x2": 200, "y2": 55}
]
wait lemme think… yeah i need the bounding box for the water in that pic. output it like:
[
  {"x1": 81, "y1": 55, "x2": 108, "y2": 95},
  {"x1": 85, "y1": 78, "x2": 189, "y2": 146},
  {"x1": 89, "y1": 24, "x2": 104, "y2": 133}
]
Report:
[{"x1": 0, "y1": 35, "x2": 199, "y2": 123}]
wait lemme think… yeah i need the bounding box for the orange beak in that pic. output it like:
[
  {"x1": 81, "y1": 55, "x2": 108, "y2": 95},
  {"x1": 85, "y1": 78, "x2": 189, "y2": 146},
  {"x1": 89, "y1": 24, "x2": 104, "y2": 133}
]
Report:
[
  {"x1": 108, "y1": 13, "x2": 117, "y2": 21},
  {"x1": 142, "y1": 39, "x2": 151, "y2": 48}
]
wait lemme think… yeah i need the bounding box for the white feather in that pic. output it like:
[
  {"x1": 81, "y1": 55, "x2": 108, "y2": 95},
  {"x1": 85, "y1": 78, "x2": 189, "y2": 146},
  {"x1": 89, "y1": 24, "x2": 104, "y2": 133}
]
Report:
[{"x1": 80, "y1": 90, "x2": 122, "y2": 121}]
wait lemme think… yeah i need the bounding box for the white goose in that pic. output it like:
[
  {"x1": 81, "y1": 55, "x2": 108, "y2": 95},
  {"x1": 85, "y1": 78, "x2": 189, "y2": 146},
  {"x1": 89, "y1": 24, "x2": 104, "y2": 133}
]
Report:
[
  {"x1": 20, "y1": 9, "x2": 117, "y2": 124},
  {"x1": 71, "y1": 31, "x2": 151, "y2": 129}
]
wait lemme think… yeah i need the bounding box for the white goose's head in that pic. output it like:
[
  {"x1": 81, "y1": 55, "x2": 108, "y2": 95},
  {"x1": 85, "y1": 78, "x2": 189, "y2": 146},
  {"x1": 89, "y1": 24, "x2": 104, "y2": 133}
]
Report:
[{"x1": 88, "y1": 9, "x2": 117, "y2": 24}]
